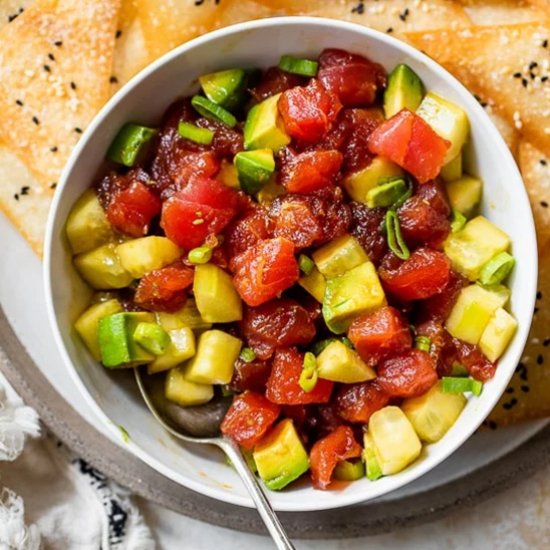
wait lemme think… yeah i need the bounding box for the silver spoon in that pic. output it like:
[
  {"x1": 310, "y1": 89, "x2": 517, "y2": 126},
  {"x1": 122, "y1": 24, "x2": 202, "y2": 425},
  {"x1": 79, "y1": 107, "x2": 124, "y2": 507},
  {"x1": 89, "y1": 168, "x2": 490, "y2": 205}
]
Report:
[{"x1": 134, "y1": 367, "x2": 295, "y2": 550}]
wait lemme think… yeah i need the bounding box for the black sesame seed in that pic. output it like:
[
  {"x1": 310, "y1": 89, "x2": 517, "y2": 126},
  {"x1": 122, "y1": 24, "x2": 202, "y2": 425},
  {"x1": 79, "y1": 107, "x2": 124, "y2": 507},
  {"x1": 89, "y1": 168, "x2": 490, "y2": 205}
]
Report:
[
  {"x1": 530, "y1": 72, "x2": 536, "y2": 80},
  {"x1": 534, "y1": 307, "x2": 539, "y2": 314},
  {"x1": 521, "y1": 385, "x2": 530, "y2": 393},
  {"x1": 503, "y1": 402, "x2": 513, "y2": 410},
  {"x1": 70, "y1": 81, "x2": 77, "y2": 90},
  {"x1": 386, "y1": 27, "x2": 394, "y2": 33},
  {"x1": 541, "y1": 159, "x2": 548, "y2": 166},
  {"x1": 110, "y1": 76, "x2": 119, "y2": 84},
  {"x1": 513, "y1": 72, "x2": 522, "y2": 78},
  {"x1": 399, "y1": 8, "x2": 410, "y2": 22},
  {"x1": 50, "y1": 182, "x2": 57, "y2": 189},
  {"x1": 74, "y1": 127, "x2": 83, "y2": 134},
  {"x1": 537, "y1": 354, "x2": 544, "y2": 365},
  {"x1": 510, "y1": 398, "x2": 518, "y2": 407},
  {"x1": 15, "y1": 99, "x2": 23, "y2": 106},
  {"x1": 20, "y1": 186, "x2": 30, "y2": 196},
  {"x1": 50, "y1": 146, "x2": 58, "y2": 152},
  {"x1": 13, "y1": 193, "x2": 19, "y2": 200},
  {"x1": 505, "y1": 387, "x2": 515, "y2": 394},
  {"x1": 537, "y1": 291, "x2": 542, "y2": 300},
  {"x1": 48, "y1": 53, "x2": 55, "y2": 61},
  {"x1": 194, "y1": 0, "x2": 205, "y2": 4},
  {"x1": 522, "y1": 78, "x2": 528, "y2": 88},
  {"x1": 520, "y1": 371, "x2": 528, "y2": 381},
  {"x1": 32, "y1": 116, "x2": 39, "y2": 125},
  {"x1": 541, "y1": 201, "x2": 548, "y2": 208},
  {"x1": 543, "y1": 39, "x2": 549, "y2": 48},
  {"x1": 115, "y1": 29, "x2": 122, "y2": 39},
  {"x1": 544, "y1": 338, "x2": 550, "y2": 347},
  {"x1": 529, "y1": 61, "x2": 538, "y2": 70},
  {"x1": 542, "y1": 76, "x2": 549, "y2": 83},
  {"x1": 488, "y1": 421, "x2": 498, "y2": 430},
  {"x1": 351, "y1": 1, "x2": 364, "y2": 14},
  {"x1": 43, "y1": 64, "x2": 51, "y2": 72},
  {"x1": 54, "y1": 40, "x2": 63, "y2": 47}
]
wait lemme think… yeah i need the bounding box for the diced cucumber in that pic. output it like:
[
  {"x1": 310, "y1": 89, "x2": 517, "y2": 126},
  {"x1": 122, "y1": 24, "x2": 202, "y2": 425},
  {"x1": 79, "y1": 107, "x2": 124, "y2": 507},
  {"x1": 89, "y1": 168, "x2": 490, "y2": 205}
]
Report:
[
  {"x1": 183, "y1": 330, "x2": 242, "y2": 384},
  {"x1": 312, "y1": 234, "x2": 369, "y2": 278},
  {"x1": 278, "y1": 55, "x2": 318, "y2": 77},
  {"x1": 98, "y1": 312, "x2": 155, "y2": 368},
  {"x1": 74, "y1": 299, "x2": 123, "y2": 360},
  {"x1": 165, "y1": 367, "x2": 214, "y2": 407},
  {"x1": 133, "y1": 322, "x2": 170, "y2": 355},
  {"x1": 178, "y1": 122, "x2": 214, "y2": 145},
  {"x1": 402, "y1": 381, "x2": 466, "y2": 443},
  {"x1": 298, "y1": 266, "x2": 326, "y2": 303},
  {"x1": 253, "y1": 419, "x2": 309, "y2": 491},
  {"x1": 66, "y1": 189, "x2": 117, "y2": 254},
  {"x1": 115, "y1": 236, "x2": 181, "y2": 278},
  {"x1": 343, "y1": 156, "x2": 403, "y2": 203},
  {"x1": 445, "y1": 284, "x2": 509, "y2": 345},
  {"x1": 107, "y1": 123, "x2": 157, "y2": 167},
  {"x1": 316, "y1": 341, "x2": 376, "y2": 383},
  {"x1": 193, "y1": 264, "x2": 243, "y2": 323},
  {"x1": 148, "y1": 327, "x2": 196, "y2": 374},
  {"x1": 383, "y1": 63, "x2": 424, "y2": 119},
  {"x1": 444, "y1": 216, "x2": 511, "y2": 281},
  {"x1": 199, "y1": 68, "x2": 247, "y2": 110},
  {"x1": 234, "y1": 149, "x2": 275, "y2": 194},
  {"x1": 440, "y1": 152, "x2": 462, "y2": 182},
  {"x1": 417, "y1": 91, "x2": 469, "y2": 163},
  {"x1": 74, "y1": 244, "x2": 133, "y2": 289},
  {"x1": 362, "y1": 432, "x2": 383, "y2": 481},
  {"x1": 243, "y1": 93, "x2": 290, "y2": 151},
  {"x1": 367, "y1": 406, "x2": 422, "y2": 476},
  {"x1": 479, "y1": 307, "x2": 518, "y2": 362},
  {"x1": 155, "y1": 298, "x2": 211, "y2": 331},
  {"x1": 322, "y1": 262, "x2": 386, "y2": 334},
  {"x1": 191, "y1": 95, "x2": 237, "y2": 127},
  {"x1": 333, "y1": 459, "x2": 365, "y2": 481},
  {"x1": 446, "y1": 175, "x2": 482, "y2": 217}
]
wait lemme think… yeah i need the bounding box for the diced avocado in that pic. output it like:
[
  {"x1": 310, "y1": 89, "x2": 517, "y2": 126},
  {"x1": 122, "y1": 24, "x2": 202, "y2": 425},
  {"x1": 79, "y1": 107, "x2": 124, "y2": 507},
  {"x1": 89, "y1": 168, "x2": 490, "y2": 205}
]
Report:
[
  {"x1": 256, "y1": 178, "x2": 285, "y2": 204},
  {"x1": 440, "y1": 152, "x2": 462, "y2": 182},
  {"x1": 383, "y1": 63, "x2": 424, "y2": 119},
  {"x1": 234, "y1": 149, "x2": 275, "y2": 194},
  {"x1": 155, "y1": 298, "x2": 211, "y2": 331},
  {"x1": 217, "y1": 159, "x2": 240, "y2": 189},
  {"x1": 323, "y1": 262, "x2": 386, "y2": 334},
  {"x1": 417, "y1": 91, "x2": 469, "y2": 163},
  {"x1": 343, "y1": 156, "x2": 404, "y2": 203},
  {"x1": 74, "y1": 244, "x2": 133, "y2": 289},
  {"x1": 316, "y1": 341, "x2": 376, "y2": 383},
  {"x1": 183, "y1": 330, "x2": 242, "y2": 384},
  {"x1": 444, "y1": 216, "x2": 511, "y2": 280},
  {"x1": 193, "y1": 264, "x2": 242, "y2": 323},
  {"x1": 243, "y1": 93, "x2": 290, "y2": 151},
  {"x1": 148, "y1": 327, "x2": 196, "y2": 374},
  {"x1": 253, "y1": 419, "x2": 309, "y2": 491},
  {"x1": 445, "y1": 284, "x2": 510, "y2": 345},
  {"x1": 362, "y1": 432, "x2": 383, "y2": 481},
  {"x1": 98, "y1": 312, "x2": 155, "y2": 368},
  {"x1": 134, "y1": 322, "x2": 170, "y2": 355},
  {"x1": 479, "y1": 307, "x2": 518, "y2": 362},
  {"x1": 402, "y1": 381, "x2": 466, "y2": 443},
  {"x1": 367, "y1": 406, "x2": 422, "y2": 476},
  {"x1": 312, "y1": 234, "x2": 369, "y2": 278},
  {"x1": 165, "y1": 367, "x2": 214, "y2": 407},
  {"x1": 74, "y1": 299, "x2": 123, "y2": 360},
  {"x1": 333, "y1": 459, "x2": 365, "y2": 481},
  {"x1": 298, "y1": 266, "x2": 326, "y2": 303},
  {"x1": 66, "y1": 189, "x2": 117, "y2": 254},
  {"x1": 199, "y1": 68, "x2": 247, "y2": 111},
  {"x1": 446, "y1": 175, "x2": 482, "y2": 217},
  {"x1": 115, "y1": 236, "x2": 181, "y2": 278}
]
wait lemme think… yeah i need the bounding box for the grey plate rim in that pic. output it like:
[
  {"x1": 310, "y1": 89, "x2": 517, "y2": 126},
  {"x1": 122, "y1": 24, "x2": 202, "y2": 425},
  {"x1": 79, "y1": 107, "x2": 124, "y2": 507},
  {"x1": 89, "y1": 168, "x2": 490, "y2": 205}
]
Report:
[{"x1": 1, "y1": 303, "x2": 549, "y2": 539}]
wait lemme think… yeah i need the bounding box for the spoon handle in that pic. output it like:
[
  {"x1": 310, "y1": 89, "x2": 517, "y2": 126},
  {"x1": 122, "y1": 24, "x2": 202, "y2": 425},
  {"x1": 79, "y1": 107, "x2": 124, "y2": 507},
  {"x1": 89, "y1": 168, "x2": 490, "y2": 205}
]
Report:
[{"x1": 220, "y1": 437, "x2": 295, "y2": 550}]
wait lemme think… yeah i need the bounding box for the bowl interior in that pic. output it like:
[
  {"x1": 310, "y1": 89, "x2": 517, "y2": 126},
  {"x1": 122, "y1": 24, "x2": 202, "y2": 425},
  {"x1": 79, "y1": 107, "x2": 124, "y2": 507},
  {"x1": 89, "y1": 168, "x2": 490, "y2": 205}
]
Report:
[{"x1": 45, "y1": 17, "x2": 537, "y2": 512}]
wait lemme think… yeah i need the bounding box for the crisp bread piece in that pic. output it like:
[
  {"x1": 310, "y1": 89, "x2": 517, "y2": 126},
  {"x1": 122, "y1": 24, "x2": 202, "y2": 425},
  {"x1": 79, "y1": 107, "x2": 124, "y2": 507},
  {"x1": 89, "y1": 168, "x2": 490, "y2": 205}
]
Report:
[
  {"x1": 0, "y1": 0, "x2": 120, "y2": 191},
  {"x1": 0, "y1": 146, "x2": 53, "y2": 256},
  {"x1": 519, "y1": 141, "x2": 550, "y2": 252},
  {"x1": 406, "y1": 24, "x2": 550, "y2": 158},
  {"x1": 488, "y1": 243, "x2": 550, "y2": 426},
  {"x1": 458, "y1": 0, "x2": 548, "y2": 25}
]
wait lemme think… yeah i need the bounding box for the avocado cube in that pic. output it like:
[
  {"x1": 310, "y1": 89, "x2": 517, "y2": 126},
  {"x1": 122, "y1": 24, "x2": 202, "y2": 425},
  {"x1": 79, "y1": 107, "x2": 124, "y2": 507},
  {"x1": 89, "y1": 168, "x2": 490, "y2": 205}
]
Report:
[
  {"x1": 199, "y1": 68, "x2": 247, "y2": 110},
  {"x1": 243, "y1": 93, "x2": 290, "y2": 151},
  {"x1": 115, "y1": 236, "x2": 182, "y2": 278},
  {"x1": 402, "y1": 381, "x2": 466, "y2": 443},
  {"x1": 445, "y1": 284, "x2": 510, "y2": 345},
  {"x1": 322, "y1": 262, "x2": 386, "y2": 334},
  {"x1": 183, "y1": 330, "x2": 242, "y2": 384},
  {"x1": 446, "y1": 175, "x2": 482, "y2": 217},
  {"x1": 317, "y1": 341, "x2": 376, "y2": 383},
  {"x1": 343, "y1": 156, "x2": 403, "y2": 203},
  {"x1": 66, "y1": 189, "x2": 117, "y2": 254},
  {"x1": 234, "y1": 149, "x2": 275, "y2": 194},
  {"x1": 217, "y1": 159, "x2": 240, "y2": 189},
  {"x1": 444, "y1": 216, "x2": 511, "y2": 280},
  {"x1": 417, "y1": 91, "x2": 469, "y2": 163},
  {"x1": 74, "y1": 244, "x2": 134, "y2": 289},
  {"x1": 165, "y1": 367, "x2": 214, "y2": 407},
  {"x1": 312, "y1": 234, "x2": 369, "y2": 278},
  {"x1": 253, "y1": 419, "x2": 310, "y2": 491},
  {"x1": 367, "y1": 406, "x2": 422, "y2": 476},
  {"x1": 440, "y1": 152, "x2": 462, "y2": 183},
  {"x1": 383, "y1": 63, "x2": 424, "y2": 119},
  {"x1": 479, "y1": 307, "x2": 518, "y2": 362},
  {"x1": 148, "y1": 327, "x2": 196, "y2": 374},
  {"x1": 155, "y1": 298, "x2": 212, "y2": 331},
  {"x1": 74, "y1": 299, "x2": 123, "y2": 360},
  {"x1": 193, "y1": 264, "x2": 243, "y2": 323},
  {"x1": 98, "y1": 312, "x2": 156, "y2": 368},
  {"x1": 298, "y1": 266, "x2": 326, "y2": 303}
]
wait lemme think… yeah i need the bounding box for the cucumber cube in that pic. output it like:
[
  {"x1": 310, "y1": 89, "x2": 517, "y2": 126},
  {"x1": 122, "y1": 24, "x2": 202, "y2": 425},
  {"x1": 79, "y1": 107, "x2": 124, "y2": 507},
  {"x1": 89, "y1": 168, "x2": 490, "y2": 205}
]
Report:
[
  {"x1": 116, "y1": 236, "x2": 181, "y2": 278},
  {"x1": 165, "y1": 367, "x2": 213, "y2": 407},
  {"x1": 317, "y1": 341, "x2": 376, "y2": 383},
  {"x1": 313, "y1": 234, "x2": 369, "y2": 278},
  {"x1": 446, "y1": 175, "x2": 482, "y2": 217},
  {"x1": 479, "y1": 308, "x2": 518, "y2": 362},
  {"x1": 298, "y1": 266, "x2": 326, "y2": 303},
  {"x1": 74, "y1": 244, "x2": 133, "y2": 289},
  {"x1": 148, "y1": 327, "x2": 196, "y2": 374}
]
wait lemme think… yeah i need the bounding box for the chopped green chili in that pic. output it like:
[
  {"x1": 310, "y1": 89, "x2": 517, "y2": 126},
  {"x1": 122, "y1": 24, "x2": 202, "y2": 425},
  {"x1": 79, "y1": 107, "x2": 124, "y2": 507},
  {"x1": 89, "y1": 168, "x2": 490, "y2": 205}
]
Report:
[
  {"x1": 299, "y1": 351, "x2": 318, "y2": 392},
  {"x1": 278, "y1": 54, "x2": 319, "y2": 77},
  {"x1": 107, "y1": 123, "x2": 157, "y2": 167},
  {"x1": 188, "y1": 245, "x2": 213, "y2": 265},
  {"x1": 385, "y1": 209, "x2": 410, "y2": 260},
  {"x1": 239, "y1": 347, "x2": 257, "y2": 363},
  {"x1": 441, "y1": 376, "x2": 483, "y2": 396},
  {"x1": 479, "y1": 252, "x2": 515, "y2": 286},
  {"x1": 191, "y1": 95, "x2": 237, "y2": 127},
  {"x1": 178, "y1": 121, "x2": 215, "y2": 145},
  {"x1": 450, "y1": 208, "x2": 467, "y2": 233},
  {"x1": 298, "y1": 254, "x2": 315, "y2": 276},
  {"x1": 366, "y1": 177, "x2": 408, "y2": 208},
  {"x1": 414, "y1": 335, "x2": 431, "y2": 352}
]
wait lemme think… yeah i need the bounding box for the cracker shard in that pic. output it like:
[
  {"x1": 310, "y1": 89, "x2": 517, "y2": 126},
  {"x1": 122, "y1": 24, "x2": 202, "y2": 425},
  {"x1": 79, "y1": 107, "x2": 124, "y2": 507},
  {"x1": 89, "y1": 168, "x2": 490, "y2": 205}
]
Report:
[
  {"x1": 406, "y1": 24, "x2": 550, "y2": 158},
  {"x1": 0, "y1": 0, "x2": 120, "y2": 191}
]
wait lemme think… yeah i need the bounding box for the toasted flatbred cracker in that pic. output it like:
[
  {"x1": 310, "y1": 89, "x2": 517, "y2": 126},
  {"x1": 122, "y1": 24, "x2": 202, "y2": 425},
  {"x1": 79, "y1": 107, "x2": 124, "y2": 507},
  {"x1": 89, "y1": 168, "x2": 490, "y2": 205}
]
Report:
[
  {"x1": 213, "y1": 0, "x2": 280, "y2": 28},
  {"x1": 527, "y1": 0, "x2": 550, "y2": 17},
  {"x1": 406, "y1": 24, "x2": 550, "y2": 158},
  {"x1": 484, "y1": 106, "x2": 521, "y2": 156},
  {"x1": 458, "y1": 0, "x2": 547, "y2": 25},
  {"x1": 518, "y1": 141, "x2": 550, "y2": 252},
  {"x1": 0, "y1": 0, "x2": 120, "y2": 191},
  {"x1": 0, "y1": 146, "x2": 52, "y2": 256},
  {"x1": 136, "y1": 0, "x2": 222, "y2": 60},
  {"x1": 0, "y1": 1, "x2": 35, "y2": 29},
  {"x1": 488, "y1": 243, "x2": 550, "y2": 426}
]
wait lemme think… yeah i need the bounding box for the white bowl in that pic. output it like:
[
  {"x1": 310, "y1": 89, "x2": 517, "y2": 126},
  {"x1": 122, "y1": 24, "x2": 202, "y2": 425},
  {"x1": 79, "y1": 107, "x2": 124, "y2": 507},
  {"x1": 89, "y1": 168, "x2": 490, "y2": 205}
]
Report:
[{"x1": 44, "y1": 17, "x2": 537, "y2": 512}]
